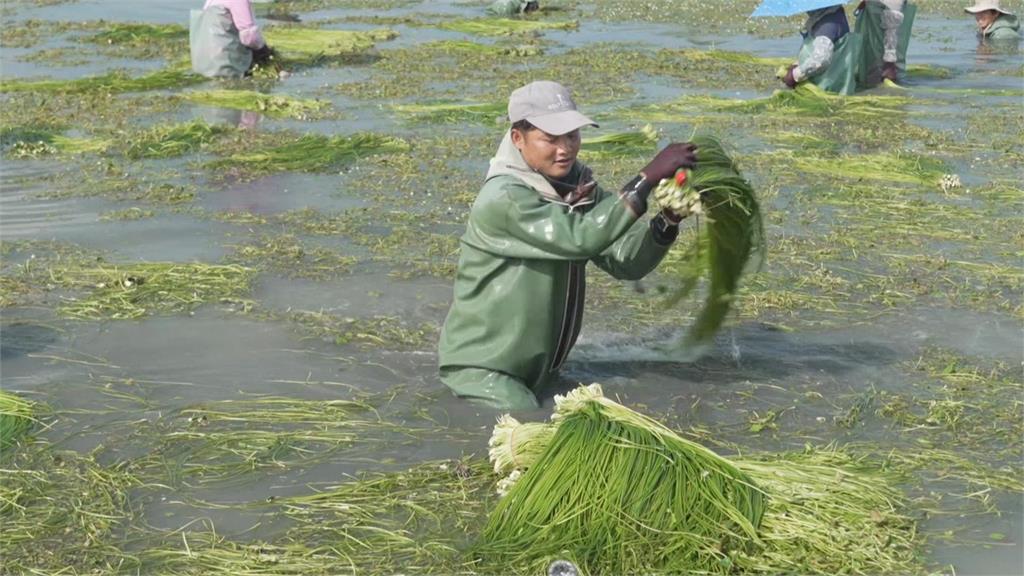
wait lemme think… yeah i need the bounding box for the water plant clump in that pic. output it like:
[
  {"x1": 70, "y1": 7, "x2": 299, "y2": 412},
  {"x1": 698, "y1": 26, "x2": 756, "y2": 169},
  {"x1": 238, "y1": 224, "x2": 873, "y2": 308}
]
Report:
[
  {"x1": 481, "y1": 384, "x2": 766, "y2": 574},
  {"x1": 579, "y1": 124, "x2": 659, "y2": 159},
  {"x1": 0, "y1": 65, "x2": 204, "y2": 94},
  {"x1": 87, "y1": 22, "x2": 187, "y2": 46},
  {"x1": 3, "y1": 130, "x2": 109, "y2": 157},
  {"x1": 486, "y1": 386, "x2": 926, "y2": 575},
  {"x1": 439, "y1": 17, "x2": 578, "y2": 36},
  {"x1": 0, "y1": 390, "x2": 35, "y2": 451},
  {"x1": 655, "y1": 135, "x2": 765, "y2": 346},
  {"x1": 393, "y1": 101, "x2": 506, "y2": 125},
  {"x1": 180, "y1": 89, "x2": 328, "y2": 119},
  {"x1": 125, "y1": 119, "x2": 228, "y2": 159},
  {"x1": 208, "y1": 133, "x2": 409, "y2": 177},
  {"x1": 264, "y1": 26, "x2": 396, "y2": 64},
  {"x1": 52, "y1": 262, "x2": 254, "y2": 320}
]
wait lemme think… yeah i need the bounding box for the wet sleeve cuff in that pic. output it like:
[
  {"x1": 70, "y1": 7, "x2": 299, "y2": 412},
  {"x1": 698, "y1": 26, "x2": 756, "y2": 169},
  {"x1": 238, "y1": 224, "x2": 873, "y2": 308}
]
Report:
[{"x1": 650, "y1": 212, "x2": 679, "y2": 246}]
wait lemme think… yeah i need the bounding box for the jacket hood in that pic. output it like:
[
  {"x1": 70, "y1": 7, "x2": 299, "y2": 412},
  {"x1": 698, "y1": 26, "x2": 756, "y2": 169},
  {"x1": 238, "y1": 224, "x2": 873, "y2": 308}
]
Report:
[
  {"x1": 986, "y1": 13, "x2": 1020, "y2": 34},
  {"x1": 485, "y1": 130, "x2": 597, "y2": 209}
]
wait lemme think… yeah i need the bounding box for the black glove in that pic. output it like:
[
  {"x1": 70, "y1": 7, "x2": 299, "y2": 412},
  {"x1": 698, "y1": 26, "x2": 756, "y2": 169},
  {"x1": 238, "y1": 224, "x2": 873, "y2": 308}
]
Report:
[
  {"x1": 782, "y1": 64, "x2": 799, "y2": 89},
  {"x1": 620, "y1": 142, "x2": 698, "y2": 216},
  {"x1": 252, "y1": 44, "x2": 275, "y2": 66},
  {"x1": 640, "y1": 142, "x2": 698, "y2": 184}
]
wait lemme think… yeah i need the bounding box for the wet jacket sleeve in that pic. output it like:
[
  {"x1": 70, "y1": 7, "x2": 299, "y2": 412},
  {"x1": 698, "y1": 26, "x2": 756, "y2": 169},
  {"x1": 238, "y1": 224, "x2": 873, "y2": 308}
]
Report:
[
  {"x1": 468, "y1": 180, "x2": 640, "y2": 261},
  {"x1": 591, "y1": 214, "x2": 675, "y2": 280},
  {"x1": 795, "y1": 36, "x2": 836, "y2": 81}
]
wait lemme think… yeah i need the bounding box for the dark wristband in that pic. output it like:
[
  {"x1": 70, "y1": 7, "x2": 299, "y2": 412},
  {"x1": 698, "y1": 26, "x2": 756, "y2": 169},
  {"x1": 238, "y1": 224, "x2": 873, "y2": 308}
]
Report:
[
  {"x1": 650, "y1": 212, "x2": 679, "y2": 246},
  {"x1": 619, "y1": 174, "x2": 653, "y2": 217}
]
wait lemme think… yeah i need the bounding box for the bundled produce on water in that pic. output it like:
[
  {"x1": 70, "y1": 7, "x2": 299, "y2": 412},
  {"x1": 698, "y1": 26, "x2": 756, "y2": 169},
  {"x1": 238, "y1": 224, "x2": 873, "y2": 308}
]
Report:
[{"x1": 482, "y1": 383, "x2": 921, "y2": 575}]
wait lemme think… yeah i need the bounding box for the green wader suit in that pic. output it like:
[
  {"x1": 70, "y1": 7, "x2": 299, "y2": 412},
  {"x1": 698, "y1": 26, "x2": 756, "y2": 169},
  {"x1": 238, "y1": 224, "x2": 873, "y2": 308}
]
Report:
[
  {"x1": 438, "y1": 131, "x2": 677, "y2": 410},
  {"x1": 798, "y1": 31, "x2": 862, "y2": 95},
  {"x1": 854, "y1": 2, "x2": 917, "y2": 88},
  {"x1": 980, "y1": 13, "x2": 1021, "y2": 46}
]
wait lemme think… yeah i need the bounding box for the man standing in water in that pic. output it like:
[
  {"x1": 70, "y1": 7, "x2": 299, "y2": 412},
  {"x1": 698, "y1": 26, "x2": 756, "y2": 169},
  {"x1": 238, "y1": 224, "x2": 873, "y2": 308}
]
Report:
[
  {"x1": 965, "y1": 0, "x2": 1021, "y2": 47},
  {"x1": 437, "y1": 81, "x2": 698, "y2": 410}
]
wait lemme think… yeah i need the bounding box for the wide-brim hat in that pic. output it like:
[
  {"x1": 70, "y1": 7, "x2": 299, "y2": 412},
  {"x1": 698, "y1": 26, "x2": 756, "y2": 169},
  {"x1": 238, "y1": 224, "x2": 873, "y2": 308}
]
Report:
[
  {"x1": 964, "y1": 0, "x2": 1013, "y2": 15},
  {"x1": 507, "y1": 80, "x2": 598, "y2": 136}
]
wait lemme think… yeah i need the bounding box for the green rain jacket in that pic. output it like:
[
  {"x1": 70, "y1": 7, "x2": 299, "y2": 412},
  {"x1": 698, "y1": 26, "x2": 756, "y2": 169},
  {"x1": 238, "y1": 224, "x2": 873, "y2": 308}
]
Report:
[
  {"x1": 982, "y1": 13, "x2": 1021, "y2": 41},
  {"x1": 438, "y1": 131, "x2": 676, "y2": 406}
]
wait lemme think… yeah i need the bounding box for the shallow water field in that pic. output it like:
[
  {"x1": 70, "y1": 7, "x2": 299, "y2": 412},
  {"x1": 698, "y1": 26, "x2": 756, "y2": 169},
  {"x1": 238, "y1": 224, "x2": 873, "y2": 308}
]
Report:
[{"x1": 1, "y1": 0, "x2": 1021, "y2": 574}]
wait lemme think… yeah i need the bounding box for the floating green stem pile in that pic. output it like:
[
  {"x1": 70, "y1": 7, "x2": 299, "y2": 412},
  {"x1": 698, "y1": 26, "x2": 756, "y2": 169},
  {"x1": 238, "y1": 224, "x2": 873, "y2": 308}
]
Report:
[
  {"x1": 481, "y1": 383, "x2": 766, "y2": 574},
  {"x1": 440, "y1": 17, "x2": 578, "y2": 36},
  {"x1": 782, "y1": 149, "x2": 949, "y2": 186},
  {"x1": 54, "y1": 262, "x2": 254, "y2": 320},
  {"x1": 393, "y1": 101, "x2": 506, "y2": 124},
  {"x1": 580, "y1": 124, "x2": 658, "y2": 159},
  {"x1": 265, "y1": 26, "x2": 396, "y2": 63},
  {"x1": 180, "y1": 89, "x2": 328, "y2": 119},
  {"x1": 87, "y1": 23, "x2": 187, "y2": 46},
  {"x1": 486, "y1": 385, "x2": 925, "y2": 575},
  {"x1": 2, "y1": 126, "x2": 109, "y2": 157},
  {"x1": 209, "y1": 133, "x2": 409, "y2": 176},
  {"x1": 0, "y1": 65, "x2": 204, "y2": 94},
  {"x1": 656, "y1": 135, "x2": 764, "y2": 346},
  {"x1": 0, "y1": 390, "x2": 34, "y2": 451},
  {"x1": 125, "y1": 119, "x2": 227, "y2": 159}
]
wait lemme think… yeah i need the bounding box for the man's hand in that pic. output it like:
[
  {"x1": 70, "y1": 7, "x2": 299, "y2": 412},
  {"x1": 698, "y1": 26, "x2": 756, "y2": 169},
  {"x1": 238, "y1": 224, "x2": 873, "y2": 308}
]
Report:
[
  {"x1": 640, "y1": 143, "x2": 698, "y2": 184},
  {"x1": 782, "y1": 64, "x2": 799, "y2": 89}
]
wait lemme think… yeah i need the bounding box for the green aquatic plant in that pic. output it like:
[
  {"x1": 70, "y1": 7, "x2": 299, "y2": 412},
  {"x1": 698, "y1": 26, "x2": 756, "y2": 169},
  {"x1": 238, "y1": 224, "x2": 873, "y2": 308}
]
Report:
[
  {"x1": 784, "y1": 150, "x2": 949, "y2": 186},
  {"x1": 0, "y1": 390, "x2": 34, "y2": 451},
  {"x1": 481, "y1": 384, "x2": 766, "y2": 575},
  {"x1": 579, "y1": 124, "x2": 658, "y2": 159},
  {"x1": 264, "y1": 26, "x2": 396, "y2": 63},
  {"x1": 208, "y1": 133, "x2": 409, "y2": 176},
  {"x1": 489, "y1": 394, "x2": 925, "y2": 575},
  {"x1": 87, "y1": 22, "x2": 187, "y2": 46},
  {"x1": 440, "y1": 17, "x2": 578, "y2": 36},
  {"x1": 54, "y1": 262, "x2": 254, "y2": 320},
  {"x1": 682, "y1": 48, "x2": 790, "y2": 67},
  {"x1": 656, "y1": 135, "x2": 765, "y2": 346},
  {"x1": 393, "y1": 100, "x2": 506, "y2": 124},
  {"x1": 0, "y1": 65, "x2": 204, "y2": 94},
  {"x1": 125, "y1": 119, "x2": 228, "y2": 159},
  {"x1": 180, "y1": 89, "x2": 328, "y2": 119},
  {"x1": 2, "y1": 127, "x2": 109, "y2": 157}
]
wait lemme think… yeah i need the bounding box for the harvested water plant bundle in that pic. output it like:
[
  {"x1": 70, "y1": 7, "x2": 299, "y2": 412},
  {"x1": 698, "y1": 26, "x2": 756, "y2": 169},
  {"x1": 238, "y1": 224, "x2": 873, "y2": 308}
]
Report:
[
  {"x1": 654, "y1": 135, "x2": 764, "y2": 346},
  {"x1": 481, "y1": 384, "x2": 766, "y2": 574},
  {"x1": 0, "y1": 390, "x2": 34, "y2": 450}
]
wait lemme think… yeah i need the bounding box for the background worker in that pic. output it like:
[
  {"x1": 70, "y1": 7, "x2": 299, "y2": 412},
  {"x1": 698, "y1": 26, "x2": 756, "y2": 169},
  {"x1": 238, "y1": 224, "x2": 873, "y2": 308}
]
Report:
[
  {"x1": 437, "y1": 81, "x2": 698, "y2": 410},
  {"x1": 856, "y1": 0, "x2": 907, "y2": 82},
  {"x1": 487, "y1": 0, "x2": 540, "y2": 16},
  {"x1": 191, "y1": 0, "x2": 275, "y2": 78},
  {"x1": 965, "y1": 0, "x2": 1021, "y2": 46},
  {"x1": 782, "y1": 4, "x2": 852, "y2": 91}
]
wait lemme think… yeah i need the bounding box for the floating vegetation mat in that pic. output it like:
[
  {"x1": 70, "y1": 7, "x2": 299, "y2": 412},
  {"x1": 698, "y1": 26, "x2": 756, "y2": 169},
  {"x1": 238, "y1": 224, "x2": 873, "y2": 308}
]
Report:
[
  {"x1": 1, "y1": 126, "x2": 109, "y2": 157},
  {"x1": 439, "y1": 17, "x2": 578, "y2": 36},
  {"x1": 681, "y1": 48, "x2": 789, "y2": 67},
  {"x1": 483, "y1": 384, "x2": 924, "y2": 575},
  {"x1": 180, "y1": 89, "x2": 328, "y2": 119},
  {"x1": 579, "y1": 124, "x2": 658, "y2": 159},
  {"x1": 0, "y1": 65, "x2": 204, "y2": 94},
  {"x1": 425, "y1": 39, "x2": 544, "y2": 56},
  {"x1": 86, "y1": 22, "x2": 186, "y2": 47},
  {"x1": 776, "y1": 149, "x2": 949, "y2": 186},
  {"x1": 125, "y1": 119, "x2": 228, "y2": 159},
  {"x1": 636, "y1": 82, "x2": 911, "y2": 122},
  {"x1": 657, "y1": 135, "x2": 764, "y2": 346},
  {"x1": 393, "y1": 100, "x2": 506, "y2": 124},
  {"x1": 0, "y1": 390, "x2": 34, "y2": 451},
  {"x1": 136, "y1": 396, "x2": 390, "y2": 488},
  {"x1": 209, "y1": 133, "x2": 409, "y2": 176},
  {"x1": 264, "y1": 26, "x2": 396, "y2": 63},
  {"x1": 482, "y1": 384, "x2": 765, "y2": 574},
  {"x1": 51, "y1": 262, "x2": 254, "y2": 320}
]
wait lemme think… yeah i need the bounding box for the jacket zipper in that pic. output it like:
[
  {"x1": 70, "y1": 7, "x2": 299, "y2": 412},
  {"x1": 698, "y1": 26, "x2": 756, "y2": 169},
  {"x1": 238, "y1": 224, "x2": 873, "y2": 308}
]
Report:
[{"x1": 551, "y1": 263, "x2": 581, "y2": 372}]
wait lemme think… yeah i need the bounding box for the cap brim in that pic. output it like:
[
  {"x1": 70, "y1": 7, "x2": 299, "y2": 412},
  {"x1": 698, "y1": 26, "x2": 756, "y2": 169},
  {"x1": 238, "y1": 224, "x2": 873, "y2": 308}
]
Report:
[{"x1": 528, "y1": 110, "x2": 598, "y2": 136}]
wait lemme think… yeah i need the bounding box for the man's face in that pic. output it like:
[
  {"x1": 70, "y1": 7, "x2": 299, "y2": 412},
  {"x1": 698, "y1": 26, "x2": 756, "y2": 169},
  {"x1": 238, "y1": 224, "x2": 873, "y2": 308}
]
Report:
[
  {"x1": 511, "y1": 127, "x2": 581, "y2": 180},
  {"x1": 975, "y1": 9, "x2": 999, "y2": 30}
]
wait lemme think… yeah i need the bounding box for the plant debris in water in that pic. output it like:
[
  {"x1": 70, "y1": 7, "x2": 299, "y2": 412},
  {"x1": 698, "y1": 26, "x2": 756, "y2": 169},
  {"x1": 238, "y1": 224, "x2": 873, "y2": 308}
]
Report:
[
  {"x1": 0, "y1": 65, "x2": 204, "y2": 94},
  {"x1": 208, "y1": 133, "x2": 409, "y2": 177},
  {"x1": 439, "y1": 17, "x2": 578, "y2": 36},
  {"x1": 0, "y1": 390, "x2": 35, "y2": 450},
  {"x1": 180, "y1": 89, "x2": 328, "y2": 119},
  {"x1": 125, "y1": 119, "x2": 228, "y2": 159}
]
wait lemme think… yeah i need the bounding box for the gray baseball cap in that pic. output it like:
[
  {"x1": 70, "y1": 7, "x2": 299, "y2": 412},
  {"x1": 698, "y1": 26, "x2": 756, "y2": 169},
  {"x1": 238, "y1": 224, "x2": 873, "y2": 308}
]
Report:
[{"x1": 507, "y1": 80, "x2": 598, "y2": 136}]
